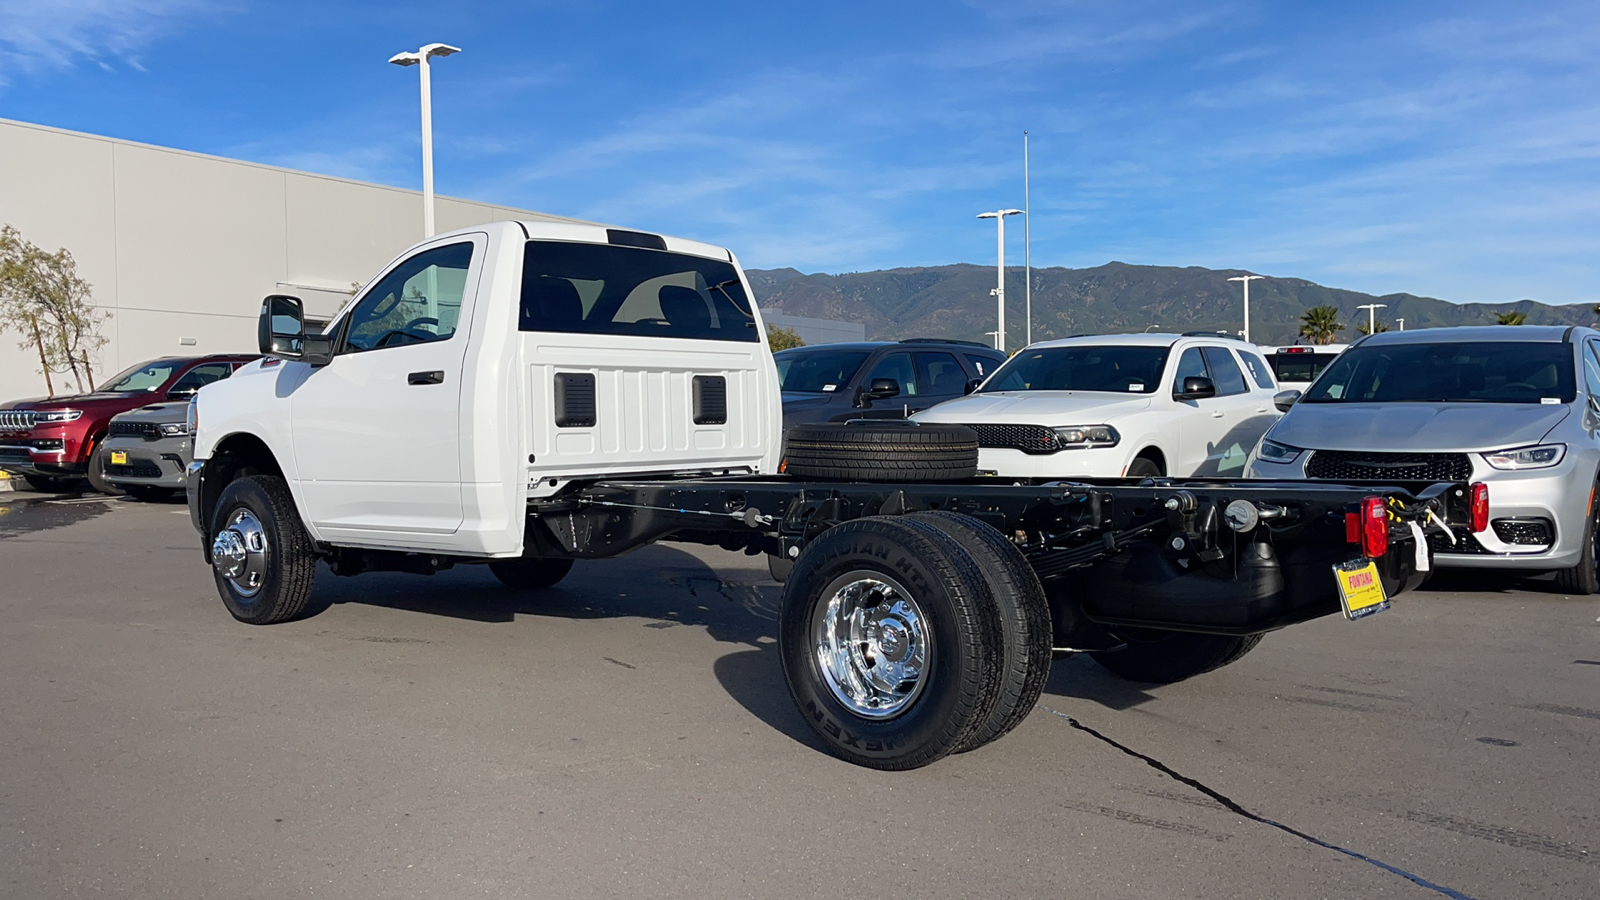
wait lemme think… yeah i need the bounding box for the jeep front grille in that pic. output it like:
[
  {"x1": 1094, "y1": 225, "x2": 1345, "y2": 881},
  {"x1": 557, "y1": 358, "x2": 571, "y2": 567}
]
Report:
[{"x1": 0, "y1": 411, "x2": 38, "y2": 430}]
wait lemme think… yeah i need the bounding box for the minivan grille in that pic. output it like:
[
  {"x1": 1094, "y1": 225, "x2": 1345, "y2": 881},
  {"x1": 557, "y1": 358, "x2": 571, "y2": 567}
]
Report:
[
  {"x1": 965, "y1": 424, "x2": 1062, "y2": 455},
  {"x1": 1306, "y1": 450, "x2": 1472, "y2": 482},
  {"x1": 0, "y1": 411, "x2": 38, "y2": 430}
]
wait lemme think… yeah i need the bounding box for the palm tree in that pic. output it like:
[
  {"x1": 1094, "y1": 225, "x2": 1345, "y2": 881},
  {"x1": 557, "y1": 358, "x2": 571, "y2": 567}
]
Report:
[
  {"x1": 1357, "y1": 320, "x2": 1390, "y2": 336},
  {"x1": 1299, "y1": 305, "x2": 1344, "y2": 345},
  {"x1": 1494, "y1": 311, "x2": 1527, "y2": 326}
]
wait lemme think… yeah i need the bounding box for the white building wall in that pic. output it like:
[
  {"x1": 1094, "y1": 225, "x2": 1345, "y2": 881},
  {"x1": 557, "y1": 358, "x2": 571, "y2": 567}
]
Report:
[{"x1": 0, "y1": 118, "x2": 586, "y2": 399}]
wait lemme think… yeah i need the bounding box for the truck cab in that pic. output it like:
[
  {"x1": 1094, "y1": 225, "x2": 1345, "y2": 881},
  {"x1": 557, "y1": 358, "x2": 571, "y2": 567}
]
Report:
[{"x1": 191, "y1": 221, "x2": 779, "y2": 556}]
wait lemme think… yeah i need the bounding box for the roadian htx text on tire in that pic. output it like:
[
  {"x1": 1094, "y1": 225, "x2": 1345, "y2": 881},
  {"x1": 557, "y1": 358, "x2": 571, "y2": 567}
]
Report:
[
  {"x1": 782, "y1": 421, "x2": 979, "y2": 483},
  {"x1": 778, "y1": 515, "x2": 1004, "y2": 770},
  {"x1": 908, "y1": 511, "x2": 1053, "y2": 752},
  {"x1": 208, "y1": 474, "x2": 321, "y2": 625}
]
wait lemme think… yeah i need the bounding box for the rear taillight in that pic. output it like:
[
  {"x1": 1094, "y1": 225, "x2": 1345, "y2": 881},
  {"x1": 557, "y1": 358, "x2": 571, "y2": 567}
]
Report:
[
  {"x1": 1348, "y1": 496, "x2": 1388, "y2": 557},
  {"x1": 1470, "y1": 482, "x2": 1490, "y2": 533}
]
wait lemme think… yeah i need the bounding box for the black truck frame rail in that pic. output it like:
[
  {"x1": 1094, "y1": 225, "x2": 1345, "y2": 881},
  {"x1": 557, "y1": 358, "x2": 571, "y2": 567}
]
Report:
[{"x1": 503, "y1": 474, "x2": 1470, "y2": 641}]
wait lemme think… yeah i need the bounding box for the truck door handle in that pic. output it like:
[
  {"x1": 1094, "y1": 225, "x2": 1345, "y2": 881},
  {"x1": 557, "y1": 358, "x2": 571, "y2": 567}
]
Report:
[
  {"x1": 408, "y1": 370, "x2": 445, "y2": 385},
  {"x1": 1211, "y1": 410, "x2": 1225, "y2": 418}
]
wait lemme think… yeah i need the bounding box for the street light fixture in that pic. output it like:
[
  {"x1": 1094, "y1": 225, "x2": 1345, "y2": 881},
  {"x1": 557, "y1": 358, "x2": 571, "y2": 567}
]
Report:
[
  {"x1": 1396, "y1": 317, "x2": 1405, "y2": 331},
  {"x1": 977, "y1": 208, "x2": 1024, "y2": 351},
  {"x1": 1356, "y1": 303, "x2": 1387, "y2": 335},
  {"x1": 1226, "y1": 274, "x2": 1265, "y2": 343},
  {"x1": 389, "y1": 42, "x2": 461, "y2": 238}
]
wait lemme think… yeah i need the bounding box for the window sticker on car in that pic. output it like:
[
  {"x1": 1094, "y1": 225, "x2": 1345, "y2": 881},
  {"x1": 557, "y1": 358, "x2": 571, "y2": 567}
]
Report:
[
  {"x1": 823, "y1": 384, "x2": 837, "y2": 392},
  {"x1": 1129, "y1": 383, "x2": 1144, "y2": 392},
  {"x1": 1542, "y1": 397, "x2": 1559, "y2": 404}
]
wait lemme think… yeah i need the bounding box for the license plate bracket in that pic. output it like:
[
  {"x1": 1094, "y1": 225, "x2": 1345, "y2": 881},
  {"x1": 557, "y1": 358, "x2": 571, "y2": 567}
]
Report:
[
  {"x1": 1334, "y1": 558, "x2": 1389, "y2": 620},
  {"x1": 110, "y1": 450, "x2": 127, "y2": 466}
]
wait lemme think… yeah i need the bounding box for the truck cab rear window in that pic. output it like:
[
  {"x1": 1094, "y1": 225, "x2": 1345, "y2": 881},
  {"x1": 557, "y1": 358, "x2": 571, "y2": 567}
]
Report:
[{"x1": 519, "y1": 241, "x2": 758, "y2": 342}]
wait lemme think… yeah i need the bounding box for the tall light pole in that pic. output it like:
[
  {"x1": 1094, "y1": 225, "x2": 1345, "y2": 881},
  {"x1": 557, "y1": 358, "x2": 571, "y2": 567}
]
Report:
[
  {"x1": 1357, "y1": 303, "x2": 1387, "y2": 335},
  {"x1": 1023, "y1": 131, "x2": 1032, "y2": 347},
  {"x1": 977, "y1": 209, "x2": 1023, "y2": 351},
  {"x1": 1396, "y1": 317, "x2": 1405, "y2": 331},
  {"x1": 389, "y1": 42, "x2": 461, "y2": 238},
  {"x1": 1226, "y1": 274, "x2": 1265, "y2": 343}
]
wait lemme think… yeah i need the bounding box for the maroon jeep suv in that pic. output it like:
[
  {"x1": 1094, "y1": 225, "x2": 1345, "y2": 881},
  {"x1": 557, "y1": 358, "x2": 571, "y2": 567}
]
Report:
[{"x1": 0, "y1": 354, "x2": 257, "y2": 494}]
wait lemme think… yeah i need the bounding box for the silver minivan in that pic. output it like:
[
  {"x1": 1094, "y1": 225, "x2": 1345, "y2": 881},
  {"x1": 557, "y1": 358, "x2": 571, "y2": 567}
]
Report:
[{"x1": 1246, "y1": 326, "x2": 1600, "y2": 592}]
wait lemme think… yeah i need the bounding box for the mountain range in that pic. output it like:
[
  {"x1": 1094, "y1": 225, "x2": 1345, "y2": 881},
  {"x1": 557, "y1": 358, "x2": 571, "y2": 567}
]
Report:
[{"x1": 746, "y1": 262, "x2": 1599, "y2": 347}]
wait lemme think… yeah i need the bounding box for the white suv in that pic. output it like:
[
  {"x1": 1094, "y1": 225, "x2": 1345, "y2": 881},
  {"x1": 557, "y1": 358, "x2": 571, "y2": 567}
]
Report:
[{"x1": 911, "y1": 333, "x2": 1282, "y2": 478}]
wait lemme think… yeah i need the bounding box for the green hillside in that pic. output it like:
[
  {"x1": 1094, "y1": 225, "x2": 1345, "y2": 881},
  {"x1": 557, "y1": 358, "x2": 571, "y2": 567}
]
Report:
[{"x1": 747, "y1": 262, "x2": 1598, "y2": 346}]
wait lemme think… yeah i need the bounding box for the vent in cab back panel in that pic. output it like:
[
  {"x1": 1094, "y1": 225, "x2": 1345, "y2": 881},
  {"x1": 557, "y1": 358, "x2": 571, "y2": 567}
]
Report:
[
  {"x1": 693, "y1": 375, "x2": 727, "y2": 425},
  {"x1": 554, "y1": 373, "x2": 597, "y2": 427}
]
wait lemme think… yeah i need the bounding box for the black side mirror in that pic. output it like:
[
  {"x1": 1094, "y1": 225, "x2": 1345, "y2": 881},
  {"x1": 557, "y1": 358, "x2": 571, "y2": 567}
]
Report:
[
  {"x1": 866, "y1": 377, "x2": 900, "y2": 400},
  {"x1": 1273, "y1": 389, "x2": 1303, "y2": 413},
  {"x1": 258, "y1": 294, "x2": 333, "y2": 366},
  {"x1": 1175, "y1": 375, "x2": 1216, "y2": 401},
  {"x1": 964, "y1": 377, "x2": 984, "y2": 395},
  {"x1": 166, "y1": 386, "x2": 198, "y2": 400}
]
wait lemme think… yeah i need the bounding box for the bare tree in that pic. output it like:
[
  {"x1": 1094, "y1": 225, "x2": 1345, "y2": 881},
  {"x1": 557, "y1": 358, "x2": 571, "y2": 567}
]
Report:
[{"x1": 0, "y1": 225, "x2": 109, "y2": 395}]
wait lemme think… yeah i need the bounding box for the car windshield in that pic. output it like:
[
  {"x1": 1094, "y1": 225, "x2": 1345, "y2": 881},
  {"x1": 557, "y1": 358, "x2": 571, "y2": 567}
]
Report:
[
  {"x1": 102, "y1": 360, "x2": 182, "y2": 393},
  {"x1": 1303, "y1": 341, "x2": 1575, "y2": 404},
  {"x1": 774, "y1": 348, "x2": 872, "y2": 393},
  {"x1": 981, "y1": 346, "x2": 1170, "y2": 394},
  {"x1": 1271, "y1": 350, "x2": 1341, "y2": 383}
]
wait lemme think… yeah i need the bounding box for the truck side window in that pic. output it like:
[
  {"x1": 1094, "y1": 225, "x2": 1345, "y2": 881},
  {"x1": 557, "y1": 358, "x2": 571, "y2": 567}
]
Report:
[
  {"x1": 343, "y1": 242, "x2": 474, "y2": 353},
  {"x1": 1201, "y1": 346, "x2": 1249, "y2": 396}
]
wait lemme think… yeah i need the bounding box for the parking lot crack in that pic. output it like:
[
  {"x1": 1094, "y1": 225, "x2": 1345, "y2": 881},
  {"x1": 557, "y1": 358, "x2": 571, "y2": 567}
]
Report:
[{"x1": 1040, "y1": 705, "x2": 1478, "y2": 900}]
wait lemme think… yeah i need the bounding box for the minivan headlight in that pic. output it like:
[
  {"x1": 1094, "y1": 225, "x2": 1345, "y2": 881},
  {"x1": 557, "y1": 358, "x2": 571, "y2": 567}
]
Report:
[
  {"x1": 1256, "y1": 439, "x2": 1303, "y2": 463},
  {"x1": 1053, "y1": 424, "x2": 1119, "y2": 448},
  {"x1": 1482, "y1": 443, "x2": 1565, "y2": 470}
]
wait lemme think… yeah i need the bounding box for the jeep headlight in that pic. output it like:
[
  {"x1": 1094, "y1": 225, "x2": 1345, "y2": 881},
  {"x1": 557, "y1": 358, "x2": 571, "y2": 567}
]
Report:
[
  {"x1": 35, "y1": 409, "x2": 83, "y2": 424},
  {"x1": 1482, "y1": 443, "x2": 1565, "y2": 470},
  {"x1": 1052, "y1": 424, "x2": 1119, "y2": 448}
]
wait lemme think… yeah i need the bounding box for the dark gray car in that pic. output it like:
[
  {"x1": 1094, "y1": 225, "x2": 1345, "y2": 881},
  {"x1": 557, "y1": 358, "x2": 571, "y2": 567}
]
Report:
[
  {"x1": 101, "y1": 401, "x2": 195, "y2": 501},
  {"x1": 776, "y1": 339, "x2": 1006, "y2": 431}
]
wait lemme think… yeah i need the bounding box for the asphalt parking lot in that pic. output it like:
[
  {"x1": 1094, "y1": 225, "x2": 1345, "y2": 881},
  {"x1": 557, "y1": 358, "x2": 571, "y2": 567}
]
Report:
[{"x1": 2, "y1": 488, "x2": 1597, "y2": 899}]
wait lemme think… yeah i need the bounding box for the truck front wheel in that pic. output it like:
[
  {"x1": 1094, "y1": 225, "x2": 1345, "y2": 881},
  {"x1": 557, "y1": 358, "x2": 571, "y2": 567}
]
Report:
[
  {"x1": 1091, "y1": 630, "x2": 1263, "y2": 684},
  {"x1": 209, "y1": 475, "x2": 320, "y2": 624},
  {"x1": 779, "y1": 516, "x2": 1002, "y2": 770},
  {"x1": 488, "y1": 557, "x2": 574, "y2": 590}
]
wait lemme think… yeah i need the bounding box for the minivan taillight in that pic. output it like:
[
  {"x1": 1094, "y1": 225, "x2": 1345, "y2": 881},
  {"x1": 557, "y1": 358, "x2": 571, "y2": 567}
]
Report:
[{"x1": 1470, "y1": 483, "x2": 1490, "y2": 533}]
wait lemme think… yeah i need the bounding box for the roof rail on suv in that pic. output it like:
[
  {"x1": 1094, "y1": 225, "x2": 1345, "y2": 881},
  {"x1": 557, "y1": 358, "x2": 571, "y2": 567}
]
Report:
[
  {"x1": 1181, "y1": 331, "x2": 1247, "y2": 340},
  {"x1": 898, "y1": 338, "x2": 992, "y2": 347}
]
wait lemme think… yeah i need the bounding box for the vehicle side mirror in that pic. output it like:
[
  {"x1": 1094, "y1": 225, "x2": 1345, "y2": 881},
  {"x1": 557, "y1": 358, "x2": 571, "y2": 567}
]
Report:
[
  {"x1": 258, "y1": 294, "x2": 333, "y2": 366},
  {"x1": 1273, "y1": 389, "x2": 1303, "y2": 412},
  {"x1": 166, "y1": 386, "x2": 198, "y2": 400},
  {"x1": 1175, "y1": 375, "x2": 1216, "y2": 401},
  {"x1": 964, "y1": 377, "x2": 984, "y2": 395},
  {"x1": 866, "y1": 377, "x2": 900, "y2": 400}
]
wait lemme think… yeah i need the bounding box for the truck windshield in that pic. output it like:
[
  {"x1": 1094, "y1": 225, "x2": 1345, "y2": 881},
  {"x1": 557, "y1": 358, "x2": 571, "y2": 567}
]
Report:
[
  {"x1": 981, "y1": 346, "x2": 1170, "y2": 394},
  {"x1": 518, "y1": 241, "x2": 758, "y2": 342},
  {"x1": 774, "y1": 347, "x2": 871, "y2": 393},
  {"x1": 103, "y1": 360, "x2": 182, "y2": 393},
  {"x1": 1303, "y1": 341, "x2": 1575, "y2": 404}
]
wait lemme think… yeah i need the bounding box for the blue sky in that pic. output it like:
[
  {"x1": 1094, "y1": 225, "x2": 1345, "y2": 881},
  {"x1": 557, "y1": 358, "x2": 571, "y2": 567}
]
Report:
[{"x1": 1, "y1": 0, "x2": 1596, "y2": 305}]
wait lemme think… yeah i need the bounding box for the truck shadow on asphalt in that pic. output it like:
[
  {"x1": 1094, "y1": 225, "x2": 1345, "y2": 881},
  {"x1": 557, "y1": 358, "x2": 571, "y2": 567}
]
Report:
[{"x1": 317, "y1": 543, "x2": 1165, "y2": 750}]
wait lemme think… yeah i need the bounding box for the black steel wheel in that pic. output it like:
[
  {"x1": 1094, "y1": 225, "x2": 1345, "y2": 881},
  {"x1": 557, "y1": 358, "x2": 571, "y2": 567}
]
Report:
[
  {"x1": 779, "y1": 516, "x2": 1003, "y2": 769},
  {"x1": 1091, "y1": 630, "x2": 1263, "y2": 684},
  {"x1": 488, "y1": 557, "x2": 575, "y2": 590},
  {"x1": 783, "y1": 421, "x2": 979, "y2": 483},
  {"x1": 908, "y1": 511, "x2": 1052, "y2": 752}
]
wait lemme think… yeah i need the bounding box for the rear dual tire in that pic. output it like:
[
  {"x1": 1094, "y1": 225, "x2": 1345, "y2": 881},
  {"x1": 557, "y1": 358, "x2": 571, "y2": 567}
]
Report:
[{"x1": 778, "y1": 513, "x2": 1052, "y2": 770}]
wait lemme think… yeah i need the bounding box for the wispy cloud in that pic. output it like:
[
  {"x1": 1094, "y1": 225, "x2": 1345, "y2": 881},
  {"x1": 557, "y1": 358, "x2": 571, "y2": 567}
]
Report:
[{"x1": 0, "y1": 0, "x2": 224, "y2": 86}]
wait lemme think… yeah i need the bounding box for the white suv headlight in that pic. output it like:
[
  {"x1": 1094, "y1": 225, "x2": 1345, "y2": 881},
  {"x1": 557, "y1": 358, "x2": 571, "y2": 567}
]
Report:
[
  {"x1": 1482, "y1": 443, "x2": 1565, "y2": 470},
  {"x1": 1256, "y1": 439, "x2": 1303, "y2": 463},
  {"x1": 1052, "y1": 425, "x2": 1119, "y2": 448}
]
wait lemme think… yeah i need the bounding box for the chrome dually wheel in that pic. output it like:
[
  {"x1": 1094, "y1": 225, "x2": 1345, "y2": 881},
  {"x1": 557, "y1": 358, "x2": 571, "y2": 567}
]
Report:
[
  {"x1": 213, "y1": 507, "x2": 269, "y2": 599},
  {"x1": 811, "y1": 571, "x2": 931, "y2": 719}
]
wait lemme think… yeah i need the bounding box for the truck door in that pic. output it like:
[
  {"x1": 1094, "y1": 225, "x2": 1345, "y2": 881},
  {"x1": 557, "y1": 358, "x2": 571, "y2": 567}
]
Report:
[{"x1": 289, "y1": 235, "x2": 484, "y2": 541}]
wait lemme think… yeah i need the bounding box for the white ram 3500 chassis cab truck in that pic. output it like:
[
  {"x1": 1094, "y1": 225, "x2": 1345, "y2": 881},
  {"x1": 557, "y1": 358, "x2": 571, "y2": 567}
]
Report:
[{"x1": 188, "y1": 220, "x2": 1475, "y2": 770}]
